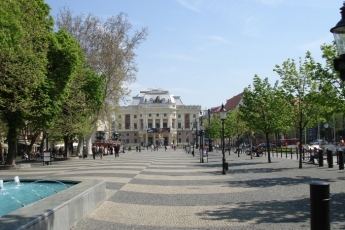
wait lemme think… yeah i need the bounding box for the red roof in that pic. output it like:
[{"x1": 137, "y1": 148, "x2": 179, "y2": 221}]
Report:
[
  {"x1": 224, "y1": 92, "x2": 244, "y2": 111},
  {"x1": 210, "y1": 106, "x2": 222, "y2": 113}
]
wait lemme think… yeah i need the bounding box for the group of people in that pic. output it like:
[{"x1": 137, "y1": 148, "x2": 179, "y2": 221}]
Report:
[
  {"x1": 91, "y1": 144, "x2": 121, "y2": 159},
  {"x1": 307, "y1": 137, "x2": 345, "y2": 164}
]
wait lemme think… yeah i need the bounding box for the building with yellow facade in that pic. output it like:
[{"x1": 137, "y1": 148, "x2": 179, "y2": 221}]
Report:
[{"x1": 116, "y1": 88, "x2": 201, "y2": 147}]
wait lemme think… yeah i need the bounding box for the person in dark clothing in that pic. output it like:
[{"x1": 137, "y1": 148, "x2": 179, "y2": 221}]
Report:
[
  {"x1": 92, "y1": 145, "x2": 96, "y2": 159},
  {"x1": 115, "y1": 144, "x2": 120, "y2": 157}
]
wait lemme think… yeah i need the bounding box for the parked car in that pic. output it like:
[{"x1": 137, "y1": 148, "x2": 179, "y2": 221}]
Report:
[
  {"x1": 310, "y1": 139, "x2": 328, "y2": 145},
  {"x1": 257, "y1": 142, "x2": 276, "y2": 148}
]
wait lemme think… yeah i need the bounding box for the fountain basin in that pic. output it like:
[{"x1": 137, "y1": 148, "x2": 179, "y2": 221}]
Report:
[{"x1": 0, "y1": 179, "x2": 106, "y2": 230}]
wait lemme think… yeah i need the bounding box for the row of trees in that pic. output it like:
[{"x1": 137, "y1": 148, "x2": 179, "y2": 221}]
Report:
[
  {"x1": 0, "y1": 0, "x2": 148, "y2": 165},
  {"x1": 205, "y1": 43, "x2": 342, "y2": 168}
]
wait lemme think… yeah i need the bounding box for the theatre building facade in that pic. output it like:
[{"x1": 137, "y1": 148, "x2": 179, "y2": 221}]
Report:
[{"x1": 116, "y1": 88, "x2": 201, "y2": 147}]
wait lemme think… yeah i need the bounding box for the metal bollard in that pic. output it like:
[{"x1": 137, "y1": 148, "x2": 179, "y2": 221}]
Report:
[
  {"x1": 309, "y1": 181, "x2": 330, "y2": 230},
  {"x1": 339, "y1": 150, "x2": 344, "y2": 170},
  {"x1": 223, "y1": 162, "x2": 228, "y2": 171},
  {"x1": 327, "y1": 150, "x2": 333, "y2": 168},
  {"x1": 318, "y1": 149, "x2": 324, "y2": 167}
]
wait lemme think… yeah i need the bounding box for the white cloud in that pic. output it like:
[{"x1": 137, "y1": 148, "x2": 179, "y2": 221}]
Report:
[
  {"x1": 209, "y1": 35, "x2": 230, "y2": 43},
  {"x1": 242, "y1": 14, "x2": 265, "y2": 37},
  {"x1": 155, "y1": 54, "x2": 199, "y2": 62},
  {"x1": 297, "y1": 36, "x2": 333, "y2": 52},
  {"x1": 176, "y1": 0, "x2": 202, "y2": 13},
  {"x1": 258, "y1": 0, "x2": 283, "y2": 6}
]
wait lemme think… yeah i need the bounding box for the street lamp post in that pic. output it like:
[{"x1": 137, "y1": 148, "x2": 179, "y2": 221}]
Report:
[
  {"x1": 324, "y1": 123, "x2": 329, "y2": 142},
  {"x1": 331, "y1": 2, "x2": 345, "y2": 81},
  {"x1": 195, "y1": 119, "x2": 199, "y2": 149},
  {"x1": 220, "y1": 104, "x2": 228, "y2": 175},
  {"x1": 192, "y1": 130, "x2": 195, "y2": 156},
  {"x1": 45, "y1": 129, "x2": 49, "y2": 150},
  {"x1": 208, "y1": 109, "x2": 212, "y2": 152},
  {"x1": 199, "y1": 123, "x2": 204, "y2": 163}
]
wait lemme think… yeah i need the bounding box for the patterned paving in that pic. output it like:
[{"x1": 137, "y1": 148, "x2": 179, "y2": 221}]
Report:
[{"x1": 2, "y1": 148, "x2": 345, "y2": 229}]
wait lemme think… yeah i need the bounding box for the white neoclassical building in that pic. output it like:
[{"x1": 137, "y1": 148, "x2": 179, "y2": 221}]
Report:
[{"x1": 116, "y1": 88, "x2": 201, "y2": 147}]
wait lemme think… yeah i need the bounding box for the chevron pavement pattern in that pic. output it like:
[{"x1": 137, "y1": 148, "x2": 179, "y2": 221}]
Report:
[{"x1": 2, "y1": 148, "x2": 345, "y2": 229}]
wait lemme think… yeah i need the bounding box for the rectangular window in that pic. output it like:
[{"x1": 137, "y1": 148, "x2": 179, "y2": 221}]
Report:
[
  {"x1": 125, "y1": 114, "x2": 130, "y2": 129},
  {"x1": 134, "y1": 139, "x2": 137, "y2": 143},
  {"x1": 134, "y1": 115, "x2": 137, "y2": 118},
  {"x1": 178, "y1": 114, "x2": 181, "y2": 118},
  {"x1": 134, "y1": 123, "x2": 137, "y2": 129},
  {"x1": 178, "y1": 123, "x2": 182, "y2": 129},
  {"x1": 156, "y1": 123, "x2": 160, "y2": 128},
  {"x1": 163, "y1": 123, "x2": 167, "y2": 128},
  {"x1": 148, "y1": 123, "x2": 152, "y2": 128},
  {"x1": 178, "y1": 138, "x2": 181, "y2": 143},
  {"x1": 185, "y1": 114, "x2": 190, "y2": 129}
]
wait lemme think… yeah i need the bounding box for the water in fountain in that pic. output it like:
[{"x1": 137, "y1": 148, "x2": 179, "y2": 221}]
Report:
[{"x1": 0, "y1": 176, "x2": 75, "y2": 217}]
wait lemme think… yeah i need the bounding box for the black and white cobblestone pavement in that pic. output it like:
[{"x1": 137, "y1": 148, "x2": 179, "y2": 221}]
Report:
[{"x1": 2, "y1": 148, "x2": 345, "y2": 229}]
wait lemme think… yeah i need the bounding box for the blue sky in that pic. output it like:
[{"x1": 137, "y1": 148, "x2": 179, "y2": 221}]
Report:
[{"x1": 45, "y1": 0, "x2": 339, "y2": 110}]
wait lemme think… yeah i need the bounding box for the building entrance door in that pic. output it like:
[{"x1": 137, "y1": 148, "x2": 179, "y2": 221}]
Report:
[{"x1": 148, "y1": 137, "x2": 153, "y2": 146}]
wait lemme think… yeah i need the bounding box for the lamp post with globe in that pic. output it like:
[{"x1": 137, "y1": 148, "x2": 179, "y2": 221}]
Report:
[{"x1": 220, "y1": 104, "x2": 228, "y2": 175}]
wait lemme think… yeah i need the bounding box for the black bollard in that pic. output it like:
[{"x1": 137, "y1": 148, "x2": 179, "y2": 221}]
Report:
[
  {"x1": 339, "y1": 150, "x2": 344, "y2": 170},
  {"x1": 318, "y1": 149, "x2": 324, "y2": 167},
  {"x1": 223, "y1": 161, "x2": 228, "y2": 171},
  {"x1": 327, "y1": 150, "x2": 333, "y2": 168},
  {"x1": 309, "y1": 181, "x2": 330, "y2": 230}
]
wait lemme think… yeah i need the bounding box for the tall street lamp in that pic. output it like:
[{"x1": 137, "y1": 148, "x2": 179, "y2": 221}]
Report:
[
  {"x1": 191, "y1": 129, "x2": 195, "y2": 156},
  {"x1": 220, "y1": 104, "x2": 228, "y2": 175},
  {"x1": 194, "y1": 119, "x2": 199, "y2": 149},
  {"x1": 45, "y1": 129, "x2": 49, "y2": 151},
  {"x1": 331, "y1": 2, "x2": 345, "y2": 80},
  {"x1": 324, "y1": 123, "x2": 329, "y2": 142},
  {"x1": 208, "y1": 109, "x2": 213, "y2": 152},
  {"x1": 199, "y1": 123, "x2": 205, "y2": 163}
]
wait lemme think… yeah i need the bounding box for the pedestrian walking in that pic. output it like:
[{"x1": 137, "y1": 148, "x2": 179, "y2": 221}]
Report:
[
  {"x1": 115, "y1": 144, "x2": 120, "y2": 157},
  {"x1": 92, "y1": 145, "x2": 96, "y2": 159}
]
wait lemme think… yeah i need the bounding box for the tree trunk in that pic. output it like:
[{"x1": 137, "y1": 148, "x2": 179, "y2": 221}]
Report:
[
  {"x1": 266, "y1": 133, "x2": 271, "y2": 163},
  {"x1": 4, "y1": 125, "x2": 17, "y2": 166},
  {"x1": 86, "y1": 135, "x2": 92, "y2": 155},
  {"x1": 63, "y1": 135, "x2": 69, "y2": 158},
  {"x1": 77, "y1": 135, "x2": 83, "y2": 156},
  {"x1": 299, "y1": 128, "x2": 303, "y2": 169},
  {"x1": 0, "y1": 142, "x2": 4, "y2": 163}
]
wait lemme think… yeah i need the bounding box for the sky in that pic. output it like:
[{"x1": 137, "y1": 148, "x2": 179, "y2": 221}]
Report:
[{"x1": 45, "y1": 0, "x2": 340, "y2": 110}]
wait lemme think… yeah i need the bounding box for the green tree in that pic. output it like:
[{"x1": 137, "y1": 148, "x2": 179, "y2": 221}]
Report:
[
  {"x1": 52, "y1": 65, "x2": 104, "y2": 157},
  {"x1": 206, "y1": 115, "x2": 222, "y2": 146},
  {"x1": 225, "y1": 107, "x2": 248, "y2": 157},
  {"x1": 274, "y1": 52, "x2": 330, "y2": 168},
  {"x1": 239, "y1": 75, "x2": 286, "y2": 163},
  {"x1": 0, "y1": 0, "x2": 53, "y2": 165},
  {"x1": 55, "y1": 8, "x2": 148, "y2": 151},
  {"x1": 25, "y1": 29, "x2": 85, "y2": 154}
]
